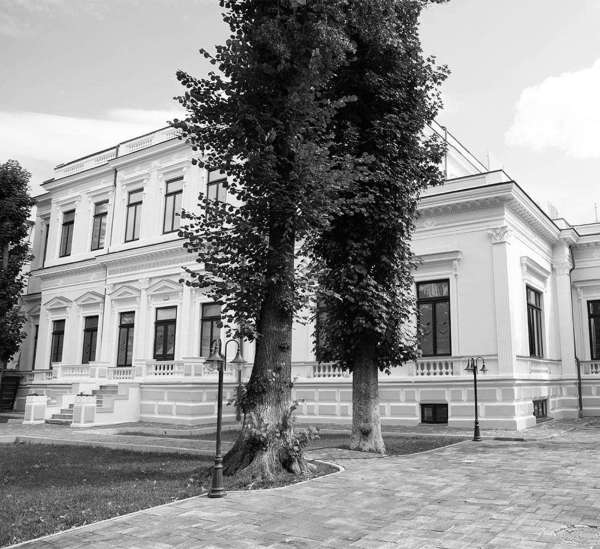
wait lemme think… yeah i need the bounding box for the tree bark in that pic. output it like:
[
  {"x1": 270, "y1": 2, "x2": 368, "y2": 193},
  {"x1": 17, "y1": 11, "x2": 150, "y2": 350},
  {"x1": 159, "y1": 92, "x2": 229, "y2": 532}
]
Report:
[
  {"x1": 222, "y1": 219, "x2": 308, "y2": 480},
  {"x1": 350, "y1": 350, "x2": 385, "y2": 453}
]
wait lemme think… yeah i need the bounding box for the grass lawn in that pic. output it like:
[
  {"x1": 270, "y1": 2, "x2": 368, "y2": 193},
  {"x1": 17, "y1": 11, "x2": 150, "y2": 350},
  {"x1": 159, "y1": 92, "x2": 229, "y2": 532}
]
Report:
[
  {"x1": 0, "y1": 443, "x2": 335, "y2": 547},
  {"x1": 121, "y1": 429, "x2": 465, "y2": 455}
]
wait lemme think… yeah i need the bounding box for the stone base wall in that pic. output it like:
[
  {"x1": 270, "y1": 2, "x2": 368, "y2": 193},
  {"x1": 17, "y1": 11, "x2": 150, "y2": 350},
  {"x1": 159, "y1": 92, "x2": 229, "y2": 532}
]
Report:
[
  {"x1": 139, "y1": 382, "x2": 239, "y2": 426},
  {"x1": 293, "y1": 378, "x2": 582, "y2": 431}
]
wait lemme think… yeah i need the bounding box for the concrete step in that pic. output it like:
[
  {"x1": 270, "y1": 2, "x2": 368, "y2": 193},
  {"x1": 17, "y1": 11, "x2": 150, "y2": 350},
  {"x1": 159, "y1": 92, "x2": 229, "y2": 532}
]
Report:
[
  {"x1": 52, "y1": 413, "x2": 73, "y2": 420},
  {"x1": 59, "y1": 409, "x2": 74, "y2": 415},
  {"x1": 45, "y1": 418, "x2": 72, "y2": 425}
]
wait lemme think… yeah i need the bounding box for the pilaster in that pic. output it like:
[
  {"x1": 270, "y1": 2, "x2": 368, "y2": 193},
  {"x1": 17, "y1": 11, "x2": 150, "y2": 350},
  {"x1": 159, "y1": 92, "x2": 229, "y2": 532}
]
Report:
[{"x1": 554, "y1": 240, "x2": 577, "y2": 375}]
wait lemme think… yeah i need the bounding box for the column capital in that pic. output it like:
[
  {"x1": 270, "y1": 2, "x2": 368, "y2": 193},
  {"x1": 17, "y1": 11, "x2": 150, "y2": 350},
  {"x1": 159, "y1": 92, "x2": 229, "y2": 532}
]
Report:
[{"x1": 488, "y1": 226, "x2": 511, "y2": 245}]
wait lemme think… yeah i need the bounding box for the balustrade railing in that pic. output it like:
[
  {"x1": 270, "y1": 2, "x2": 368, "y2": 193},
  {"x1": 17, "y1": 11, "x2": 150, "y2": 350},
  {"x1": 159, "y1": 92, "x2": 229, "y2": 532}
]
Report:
[
  {"x1": 32, "y1": 369, "x2": 55, "y2": 382},
  {"x1": 312, "y1": 363, "x2": 348, "y2": 378},
  {"x1": 108, "y1": 367, "x2": 134, "y2": 381},
  {"x1": 582, "y1": 360, "x2": 600, "y2": 375},
  {"x1": 415, "y1": 358, "x2": 455, "y2": 376},
  {"x1": 147, "y1": 360, "x2": 185, "y2": 377},
  {"x1": 60, "y1": 365, "x2": 90, "y2": 378}
]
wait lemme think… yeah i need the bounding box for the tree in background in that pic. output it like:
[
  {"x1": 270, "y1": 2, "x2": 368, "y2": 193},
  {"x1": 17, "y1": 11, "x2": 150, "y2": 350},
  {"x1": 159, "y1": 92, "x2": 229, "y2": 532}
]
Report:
[
  {"x1": 0, "y1": 160, "x2": 34, "y2": 369},
  {"x1": 312, "y1": 0, "x2": 448, "y2": 453},
  {"x1": 173, "y1": 0, "x2": 354, "y2": 479}
]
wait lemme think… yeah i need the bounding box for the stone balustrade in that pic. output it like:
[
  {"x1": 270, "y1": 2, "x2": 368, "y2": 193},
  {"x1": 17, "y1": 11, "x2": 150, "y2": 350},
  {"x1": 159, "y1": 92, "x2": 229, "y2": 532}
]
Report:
[{"x1": 582, "y1": 360, "x2": 600, "y2": 376}]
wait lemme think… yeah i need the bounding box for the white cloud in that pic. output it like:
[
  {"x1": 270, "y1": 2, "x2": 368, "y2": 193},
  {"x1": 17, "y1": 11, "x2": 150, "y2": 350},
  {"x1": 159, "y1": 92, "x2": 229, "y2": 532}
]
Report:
[
  {"x1": 506, "y1": 59, "x2": 600, "y2": 158},
  {"x1": 0, "y1": 108, "x2": 183, "y2": 191}
]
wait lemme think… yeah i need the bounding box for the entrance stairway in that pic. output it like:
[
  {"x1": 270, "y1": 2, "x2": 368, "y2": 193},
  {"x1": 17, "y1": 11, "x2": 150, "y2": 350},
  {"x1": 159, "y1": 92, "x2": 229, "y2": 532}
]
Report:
[
  {"x1": 93, "y1": 385, "x2": 120, "y2": 410},
  {"x1": 0, "y1": 375, "x2": 20, "y2": 412},
  {"x1": 46, "y1": 403, "x2": 74, "y2": 425}
]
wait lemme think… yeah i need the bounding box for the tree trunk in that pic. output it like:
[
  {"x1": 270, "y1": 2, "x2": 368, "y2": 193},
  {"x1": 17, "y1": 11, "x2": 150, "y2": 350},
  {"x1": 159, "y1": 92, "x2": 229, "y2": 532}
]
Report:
[
  {"x1": 222, "y1": 220, "x2": 308, "y2": 480},
  {"x1": 350, "y1": 351, "x2": 385, "y2": 453}
]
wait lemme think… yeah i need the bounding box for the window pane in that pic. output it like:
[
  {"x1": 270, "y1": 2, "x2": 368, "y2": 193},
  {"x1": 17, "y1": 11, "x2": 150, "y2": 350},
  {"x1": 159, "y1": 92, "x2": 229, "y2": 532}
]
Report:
[
  {"x1": 154, "y1": 327, "x2": 165, "y2": 357},
  {"x1": 166, "y1": 324, "x2": 176, "y2": 355},
  {"x1": 202, "y1": 303, "x2": 221, "y2": 318},
  {"x1": 63, "y1": 210, "x2": 75, "y2": 223},
  {"x1": 129, "y1": 189, "x2": 143, "y2": 204},
  {"x1": 173, "y1": 192, "x2": 182, "y2": 230},
  {"x1": 435, "y1": 301, "x2": 451, "y2": 355},
  {"x1": 418, "y1": 303, "x2": 434, "y2": 356},
  {"x1": 207, "y1": 182, "x2": 217, "y2": 201},
  {"x1": 166, "y1": 178, "x2": 183, "y2": 193},
  {"x1": 156, "y1": 307, "x2": 177, "y2": 321},
  {"x1": 589, "y1": 301, "x2": 600, "y2": 317},
  {"x1": 53, "y1": 320, "x2": 65, "y2": 333},
  {"x1": 417, "y1": 281, "x2": 448, "y2": 299},
  {"x1": 591, "y1": 317, "x2": 600, "y2": 360},
  {"x1": 125, "y1": 206, "x2": 135, "y2": 241},
  {"x1": 85, "y1": 316, "x2": 98, "y2": 329},
  {"x1": 133, "y1": 204, "x2": 141, "y2": 239},
  {"x1": 94, "y1": 201, "x2": 108, "y2": 215},
  {"x1": 217, "y1": 182, "x2": 227, "y2": 203},
  {"x1": 163, "y1": 194, "x2": 174, "y2": 232},
  {"x1": 120, "y1": 312, "x2": 135, "y2": 326},
  {"x1": 91, "y1": 216, "x2": 101, "y2": 248}
]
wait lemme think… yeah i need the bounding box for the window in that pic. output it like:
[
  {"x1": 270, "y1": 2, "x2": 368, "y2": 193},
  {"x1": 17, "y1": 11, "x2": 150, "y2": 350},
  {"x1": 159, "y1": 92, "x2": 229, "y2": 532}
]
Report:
[
  {"x1": 59, "y1": 210, "x2": 75, "y2": 257},
  {"x1": 154, "y1": 307, "x2": 177, "y2": 361},
  {"x1": 41, "y1": 220, "x2": 49, "y2": 266},
  {"x1": 31, "y1": 324, "x2": 39, "y2": 369},
  {"x1": 91, "y1": 201, "x2": 108, "y2": 250},
  {"x1": 81, "y1": 316, "x2": 99, "y2": 364},
  {"x1": 116, "y1": 312, "x2": 135, "y2": 367},
  {"x1": 125, "y1": 189, "x2": 143, "y2": 242},
  {"x1": 527, "y1": 286, "x2": 544, "y2": 358},
  {"x1": 163, "y1": 177, "x2": 183, "y2": 233},
  {"x1": 588, "y1": 300, "x2": 600, "y2": 360},
  {"x1": 417, "y1": 280, "x2": 451, "y2": 356},
  {"x1": 421, "y1": 403, "x2": 448, "y2": 424},
  {"x1": 533, "y1": 399, "x2": 548, "y2": 420},
  {"x1": 207, "y1": 175, "x2": 227, "y2": 203},
  {"x1": 50, "y1": 319, "x2": 65, "y2": 365},
  {"x1": 200, "y1": 303, "x2": 221, "y2": 357}
]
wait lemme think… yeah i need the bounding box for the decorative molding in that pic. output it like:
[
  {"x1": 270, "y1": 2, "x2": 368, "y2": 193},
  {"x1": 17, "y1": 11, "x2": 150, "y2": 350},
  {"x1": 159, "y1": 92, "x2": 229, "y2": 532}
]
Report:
[
  {"x1": 110, "y1": 284, "x2": 141, "y2": 301},
  {"x1": 147, "y1": 278, "x2": 183, "y2": 297},
  {"x1": 553, "y1": 260, "x2": 572, "y2": 277},
  {"x1": 75, "y1": 291, "x2": 105, "y2": 306},
  {"x1": 416, "y1": 250, "x2": 463, "y2": 267},
  {"x1": 44, "y1": 296, "x2": 72, "y2": 310},
  {"x1": 521, "y1": 256, "x2": 551, "y2": 281},
  {"x1": 488, "y1": 226, "x2": 511, "y2": 244}
]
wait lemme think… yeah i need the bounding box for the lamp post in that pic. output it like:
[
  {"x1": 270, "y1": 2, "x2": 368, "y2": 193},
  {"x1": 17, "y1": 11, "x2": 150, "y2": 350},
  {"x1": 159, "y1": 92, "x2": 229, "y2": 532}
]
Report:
[
  {"x1": 464, "y1": 356, "x2": 487, "y2": 442},
  {"x1": 205, "y1": 338, "x2": 246, "y2": 498}
]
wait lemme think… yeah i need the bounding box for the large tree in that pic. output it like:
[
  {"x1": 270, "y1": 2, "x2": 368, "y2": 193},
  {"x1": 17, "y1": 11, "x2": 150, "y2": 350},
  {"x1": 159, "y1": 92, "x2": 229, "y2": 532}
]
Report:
[
  {"x1": 173, "y1": 0, "x2": 353, "y2": 479},
  {"x1": 312, "y1": 0, "x2": 448, "y2": 453},
  {"x1": 0, "y1": 160, "x2": 34, "y2": 369}
]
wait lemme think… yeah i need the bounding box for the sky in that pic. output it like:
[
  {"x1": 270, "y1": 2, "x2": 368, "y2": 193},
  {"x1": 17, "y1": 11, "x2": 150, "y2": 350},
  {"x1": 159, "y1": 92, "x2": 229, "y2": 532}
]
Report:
[{"x1": 1, "y1": 0, "x2": 599, "y2": 224}]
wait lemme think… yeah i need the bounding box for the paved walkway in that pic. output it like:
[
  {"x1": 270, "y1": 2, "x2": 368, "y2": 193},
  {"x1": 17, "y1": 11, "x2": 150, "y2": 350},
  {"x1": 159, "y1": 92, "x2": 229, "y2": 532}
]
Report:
[{"x1": 4, "y1": 419, "x2": 600, "y2": 548}]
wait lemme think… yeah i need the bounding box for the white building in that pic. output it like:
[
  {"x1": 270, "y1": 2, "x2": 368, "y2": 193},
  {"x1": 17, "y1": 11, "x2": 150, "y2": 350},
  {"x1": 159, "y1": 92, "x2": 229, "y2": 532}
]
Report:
[{"x1": 6, "y1": 124, "x2": 600, "y2": 431}]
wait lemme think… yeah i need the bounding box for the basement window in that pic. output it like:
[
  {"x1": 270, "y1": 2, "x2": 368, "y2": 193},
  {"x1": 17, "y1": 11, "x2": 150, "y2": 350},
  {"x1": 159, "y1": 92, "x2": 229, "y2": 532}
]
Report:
[
  {"x1": 533, "y1": 399, "x2": 548, "y2": 421},
  {"x1": 421, "y1": 403, "x2": 448, "y2": 424}
]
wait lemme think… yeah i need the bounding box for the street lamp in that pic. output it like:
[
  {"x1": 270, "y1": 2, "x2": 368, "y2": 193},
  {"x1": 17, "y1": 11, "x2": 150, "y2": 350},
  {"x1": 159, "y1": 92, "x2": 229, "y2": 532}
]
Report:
[
  {"x1": 205, "y1": 338, "x2": 246, "y2": 498},
  {"x1": 464, "y1": 356, "x2": 487, "y2": 442}
]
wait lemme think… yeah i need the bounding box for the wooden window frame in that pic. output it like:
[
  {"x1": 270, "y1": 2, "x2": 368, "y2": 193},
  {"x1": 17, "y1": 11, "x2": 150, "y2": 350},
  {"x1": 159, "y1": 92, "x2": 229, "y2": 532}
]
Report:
[
  {"x1": 125, "y1": 190, "x2": 143, "y2": 243},
  {"x1": 200, "y1": 303, "x2": 221, "y2": 357},
  {"x1": 588, "y1": 300, "x2": 600, "y2": 360},
  {"x1": 416, "y1": 279, "x2": 451, "y2": 357},
  {"x1": 163, "y1": 177, "x2": 183, "y2": 234},
  {"x1": 81, "y1": 315, "x2": 99, "y2": 364},
  {"x1": 50, "y1": 319, "x2": 65, "y2": 365},
  {"x1": 91, "y1": 201, "x2": 108, "y2": 251},
  {"x1": 116, "y1": 312, "x2": 135, "y2": 367},
  {"x1": 153, "y1": 306, "x2": 177, "y2": 361},
  {"x1": 59, "y1": 210, "x2": 75, "y2": 257},
  {"x1": 526, "y1": 285, "x2": 544, "y2": 358}
]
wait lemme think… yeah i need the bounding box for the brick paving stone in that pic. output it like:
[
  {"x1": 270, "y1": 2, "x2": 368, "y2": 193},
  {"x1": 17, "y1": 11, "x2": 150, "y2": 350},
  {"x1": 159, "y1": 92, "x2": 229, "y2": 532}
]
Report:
[{"x1": 8, "y1": 419, "x2": 600, "y2": 547}]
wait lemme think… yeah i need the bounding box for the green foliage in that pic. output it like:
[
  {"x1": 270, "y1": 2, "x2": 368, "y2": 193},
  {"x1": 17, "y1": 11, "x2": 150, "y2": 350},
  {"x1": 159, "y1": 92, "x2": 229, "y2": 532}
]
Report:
[
  {"x1": 173, "y1": 0, "x2": 357, "y2": 340},
  {"x1": 311, "y1": 0, "x2": 449, "y2": 373},
  {"x1": 0, "y1": 160, "x2": 34, "y2": 365}
]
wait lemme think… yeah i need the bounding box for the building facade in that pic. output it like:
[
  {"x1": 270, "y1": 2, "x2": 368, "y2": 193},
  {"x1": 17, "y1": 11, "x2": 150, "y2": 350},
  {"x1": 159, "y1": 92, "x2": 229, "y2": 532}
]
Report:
[{"x1": 7, "y1": 124, "x2": 600, "y2": 430}]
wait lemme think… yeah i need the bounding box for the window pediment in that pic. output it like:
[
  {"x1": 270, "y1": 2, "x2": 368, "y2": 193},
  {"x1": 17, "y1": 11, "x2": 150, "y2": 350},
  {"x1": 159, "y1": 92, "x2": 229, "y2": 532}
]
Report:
[
  {"x1": 75, "y1": 291, "x2": 104, "y2": 306},
  {"x1": 44, "y1": 296, "x2": 72, "y2": 310},
  {"x1": 110, "y1": 284, "x2": 141, "y2": 301}
]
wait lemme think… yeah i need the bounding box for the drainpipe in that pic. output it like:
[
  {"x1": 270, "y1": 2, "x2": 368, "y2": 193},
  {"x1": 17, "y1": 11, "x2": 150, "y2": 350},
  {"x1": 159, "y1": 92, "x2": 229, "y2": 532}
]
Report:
[{"x1": 568, "y1": 245, "x2": 584, "y2": 418}]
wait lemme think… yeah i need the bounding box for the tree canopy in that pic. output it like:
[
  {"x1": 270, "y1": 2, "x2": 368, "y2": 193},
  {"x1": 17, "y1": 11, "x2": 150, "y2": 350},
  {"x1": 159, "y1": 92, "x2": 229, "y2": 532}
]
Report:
[{"x1": 0, "y1": 160, "x2": 34, "y2": 366}]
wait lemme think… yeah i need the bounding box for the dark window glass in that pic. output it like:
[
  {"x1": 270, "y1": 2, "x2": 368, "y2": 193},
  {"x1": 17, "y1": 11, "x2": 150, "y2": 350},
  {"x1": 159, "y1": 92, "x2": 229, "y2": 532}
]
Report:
[
  {"x1": 417, "y1": 280, "x2": 451, "y2": 356},
  {"x1": 207, "y1": 179, "x2": 227, "y2": 203},
  {"x1": 91, "y1": 201, "x2": 108, "y2": 250},
  {"x1": 588, "y1": 300, "x2": 600, "y2": 360},
  {"x1": 163, "y1": 177, "x2": 183, "y2": 233},
  {"x1": 154, "y1": 306, "x2": 177, "y2": 361},
  {"x1": 59, "y1": 210, "x2": 75, "y2": 257},
  {"x1": 50, "y1": 319, "x2": 65, "y2": 365},
  {"x1": 200, "y1": 303, "x2": 221, "y2": 357},
  {"x1": 421, "y1": 403, "x2": 448, "y2": 424},
  {"x1": 42, "y1": 220, "x2": 50, "y2": 266},
  {"x1": 533, "y1": 399, "x2": 547, "y2": 420},
  {"x1": 81, "y1": 315, "x2": 99, "y2": 364},
  {"x1": 117, "y1": 312, "x2": 135, "y2": 367},
  {"x1": 527, "y1": 286, "x2": 544, "y2": 357},
  {"x1": 125, "y1": 189, "x2": 143, "y2": 242},
  {"x1": 31, "y1": 324, "x2": 39, "y2": 369}
]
